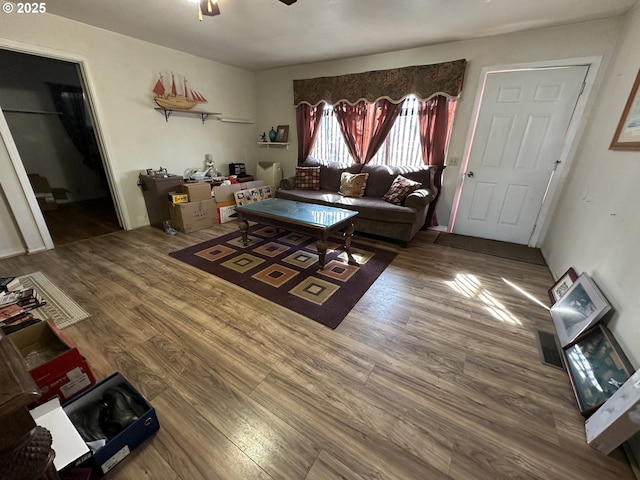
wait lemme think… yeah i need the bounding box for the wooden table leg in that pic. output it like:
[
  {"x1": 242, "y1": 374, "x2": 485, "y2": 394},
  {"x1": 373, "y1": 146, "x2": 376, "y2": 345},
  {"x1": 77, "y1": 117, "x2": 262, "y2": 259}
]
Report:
[
  {"x1": 239, "y1": 220, "x2": 249, "y2": 245},
  {"x1": 316, "y1": 232, "x2": 328, "y2": 269},
  {"x1": 344, "y1": 221, "x2": 358, "y2": 266}
]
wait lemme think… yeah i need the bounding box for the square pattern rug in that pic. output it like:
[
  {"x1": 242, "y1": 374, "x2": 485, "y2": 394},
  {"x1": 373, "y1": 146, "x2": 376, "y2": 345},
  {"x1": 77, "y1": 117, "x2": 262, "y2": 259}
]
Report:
[{"x1": 169, "y1": 225, "x2": 397, "y2": 328}]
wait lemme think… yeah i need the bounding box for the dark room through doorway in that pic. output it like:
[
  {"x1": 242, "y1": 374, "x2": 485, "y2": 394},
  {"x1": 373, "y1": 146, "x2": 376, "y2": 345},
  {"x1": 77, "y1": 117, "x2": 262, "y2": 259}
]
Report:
[{"x1": 0, "y1": 49, "x2": 121, "y2": 247}]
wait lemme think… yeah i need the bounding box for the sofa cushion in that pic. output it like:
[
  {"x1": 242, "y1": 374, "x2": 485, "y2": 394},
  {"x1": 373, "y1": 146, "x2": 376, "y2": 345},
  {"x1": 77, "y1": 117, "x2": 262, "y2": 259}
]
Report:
[
  {"x1": 338, "y1": 172, "x2": 369, "y2": 198},
  {"x1": 294, "y1": 166, "x2": 321, "y2": 190},
  {"x1": 320, "y1": 162, "x2": 363, "y2": 191},
  {"x1": 361, "y1": 164, "x2": 434, "y2": 197},
  {"x1": 383, "y1": 175, "x2": 422, "y2": 205}
]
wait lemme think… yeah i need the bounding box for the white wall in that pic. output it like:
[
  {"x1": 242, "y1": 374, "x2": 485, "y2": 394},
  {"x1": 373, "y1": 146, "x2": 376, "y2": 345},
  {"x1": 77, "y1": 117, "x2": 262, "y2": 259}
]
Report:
[
  {"x1": 0, "y1": 11, "x2": 257, "y2": 253},
  {"x1": 544, "y1": 5, "x2": 640, "y2": 367},
  {"x1": 254, "y1": 18, "x2": 623, "y2": 229}
]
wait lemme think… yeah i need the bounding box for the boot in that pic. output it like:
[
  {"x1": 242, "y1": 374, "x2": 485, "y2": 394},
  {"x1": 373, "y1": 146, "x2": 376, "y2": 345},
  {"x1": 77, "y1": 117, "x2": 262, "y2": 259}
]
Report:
[{"x1": 102, "y1": 385, "x2": 147, "y2": 436}]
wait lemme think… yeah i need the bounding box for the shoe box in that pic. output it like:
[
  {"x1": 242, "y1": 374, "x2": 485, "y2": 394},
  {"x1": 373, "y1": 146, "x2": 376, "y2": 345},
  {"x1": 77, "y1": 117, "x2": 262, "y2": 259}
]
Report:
[
  {"x1": 63, "y1": 372, "x2": 160, "y2": 474},
  {"x1": 8, "y1": 320, "x2": 96, "y2": 405}
]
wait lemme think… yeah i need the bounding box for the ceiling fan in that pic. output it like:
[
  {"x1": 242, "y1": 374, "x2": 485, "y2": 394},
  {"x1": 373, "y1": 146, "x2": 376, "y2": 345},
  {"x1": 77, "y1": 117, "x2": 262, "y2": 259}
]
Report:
[{"x1": 198, "y1": 0, "x2": 297, "y2": 19}]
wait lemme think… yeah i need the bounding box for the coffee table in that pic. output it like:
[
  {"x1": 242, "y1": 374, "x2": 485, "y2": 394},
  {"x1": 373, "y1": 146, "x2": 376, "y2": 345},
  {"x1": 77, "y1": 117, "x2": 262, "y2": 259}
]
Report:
[{"x1": 235, "y1": 198, "x2": 358, "y2": 269}]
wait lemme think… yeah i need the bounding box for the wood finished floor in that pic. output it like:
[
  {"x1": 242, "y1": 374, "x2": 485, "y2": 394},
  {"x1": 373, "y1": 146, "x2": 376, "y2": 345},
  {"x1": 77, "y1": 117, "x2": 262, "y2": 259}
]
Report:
[
  {"x1": 42, "y1": 197, "x2": 122, "y2": 246},
  {"x1": 0, "y1": 223, "x2": 633, "y2": 479}
]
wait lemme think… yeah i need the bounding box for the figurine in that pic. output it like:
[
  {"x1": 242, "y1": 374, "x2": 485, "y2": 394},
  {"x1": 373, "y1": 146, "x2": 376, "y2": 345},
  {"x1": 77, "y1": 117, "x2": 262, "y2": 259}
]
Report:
[{"x1": 260, "y1": 132, "x2": 267, "y2": 142}]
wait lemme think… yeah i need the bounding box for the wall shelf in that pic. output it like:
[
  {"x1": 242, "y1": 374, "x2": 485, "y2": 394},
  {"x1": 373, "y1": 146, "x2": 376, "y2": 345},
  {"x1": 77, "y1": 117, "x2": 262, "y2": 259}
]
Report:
[
  {"x1": 258, "y1": 142, "x2": 289, "y2": 150},
  {"x1": 154, "y1": 107, "x2": 221, "y2": 124}
]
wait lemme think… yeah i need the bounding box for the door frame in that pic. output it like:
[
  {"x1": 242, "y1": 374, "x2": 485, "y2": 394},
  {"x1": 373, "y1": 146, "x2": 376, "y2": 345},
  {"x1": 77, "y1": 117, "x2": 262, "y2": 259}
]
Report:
[
  {"x1": 0, "y1": 38, "x2": 129, "y2": 253},
  {"x1": 449, "y1": 56, "x2": 602, "y2": 247}
]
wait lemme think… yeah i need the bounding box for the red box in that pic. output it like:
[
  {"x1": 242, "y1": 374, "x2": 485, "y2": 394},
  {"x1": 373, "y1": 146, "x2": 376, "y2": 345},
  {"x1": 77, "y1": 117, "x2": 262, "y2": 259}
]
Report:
[{"x1": 8, "y1": 320, "x2": 96, "y2": 404}]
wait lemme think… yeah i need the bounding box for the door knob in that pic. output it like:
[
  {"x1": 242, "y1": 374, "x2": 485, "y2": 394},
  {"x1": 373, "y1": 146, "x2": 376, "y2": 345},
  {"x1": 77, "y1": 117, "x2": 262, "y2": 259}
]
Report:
[{"x1": 467, "y1": 171, "x2": 474, "y2": 178}]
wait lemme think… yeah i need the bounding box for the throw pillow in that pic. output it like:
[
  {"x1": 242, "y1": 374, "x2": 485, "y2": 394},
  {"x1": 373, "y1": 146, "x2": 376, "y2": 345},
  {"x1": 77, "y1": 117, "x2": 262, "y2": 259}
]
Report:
[
  {"x1": 338, "y1": 172, "x2": 369, "y2": 198},
  {"x1": 383, "y1": 175, "x2": 422, "y2": 205},
  {"x1": 294, "y1": 166, "x2": 321, "y2": 190}
]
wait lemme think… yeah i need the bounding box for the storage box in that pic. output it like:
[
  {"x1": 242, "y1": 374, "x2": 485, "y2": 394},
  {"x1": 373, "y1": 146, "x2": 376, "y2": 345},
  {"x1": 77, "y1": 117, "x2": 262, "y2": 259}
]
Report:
[
  {"x1": 212, "y1": 180, "x2": 265, "y2": 205},
  {"x1": 234, "y1": 185, "x2": 276, "y2": 206},
  {"x1": 182, "y1": 182, "x2": 212, "y2": 202},
  {"x1": 63, "y1": 372, "x2": 160, "y2": 474},
  {"x1": 28, "y1": 173, "x2": 58, "y2": 211},
  {"x1": 217, "y1": 201, "x2": 237, "y2": 224},
  {"x1": 168, "y1": 198, "x2": 216, "y2": 233},
  {"x1": 9, "y1": 320, "x2": 96, "y2": 404},
  {"x1": 585, "y1": 368, "x2": 640, "y2": 454},
  {"x1": 30, "y1": 397, "x2": 91, "y2": 471},
  {"x1": 168, "y1": 192, "x2": 188, "y2": 204}
]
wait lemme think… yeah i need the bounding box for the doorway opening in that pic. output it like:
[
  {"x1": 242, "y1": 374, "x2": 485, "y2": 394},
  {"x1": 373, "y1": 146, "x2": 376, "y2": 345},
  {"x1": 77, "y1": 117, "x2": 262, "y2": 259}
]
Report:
[{"x1": 0, "y1": 49, "x2": 121, "y2": 247}]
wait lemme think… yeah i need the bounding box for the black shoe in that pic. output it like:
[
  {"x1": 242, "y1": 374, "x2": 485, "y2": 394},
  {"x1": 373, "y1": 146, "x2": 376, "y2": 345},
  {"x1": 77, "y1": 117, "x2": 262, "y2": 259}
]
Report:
[
  {"x1": 102, "y1": 385, "x2": 147, "y2": 436},
  {"x1": 69, "y1": 401, "x2": 108, "y2": 442}
]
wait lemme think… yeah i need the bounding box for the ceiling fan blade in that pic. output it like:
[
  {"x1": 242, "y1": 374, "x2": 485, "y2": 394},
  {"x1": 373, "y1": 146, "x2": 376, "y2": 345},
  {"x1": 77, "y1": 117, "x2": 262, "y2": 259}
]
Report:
[
  {"x1": 279, "y1": 0, "x2": 297, "y2": 5},
  {"x1": 200, "y1": 0, "x2": 221, "y2": 16}
]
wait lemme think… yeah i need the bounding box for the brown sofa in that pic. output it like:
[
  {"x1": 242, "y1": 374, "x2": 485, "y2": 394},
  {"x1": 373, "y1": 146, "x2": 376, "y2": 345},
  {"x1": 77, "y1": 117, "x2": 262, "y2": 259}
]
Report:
[{"x1": 276, "y1": 158, "x2": 438, "y2": 245}]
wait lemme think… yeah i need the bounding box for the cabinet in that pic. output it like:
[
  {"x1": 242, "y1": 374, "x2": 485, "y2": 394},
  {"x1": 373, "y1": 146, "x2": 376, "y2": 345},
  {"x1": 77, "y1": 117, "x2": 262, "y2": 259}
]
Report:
[{"x1": 137, "y1": 174, "x2": 183, "y2": 228}]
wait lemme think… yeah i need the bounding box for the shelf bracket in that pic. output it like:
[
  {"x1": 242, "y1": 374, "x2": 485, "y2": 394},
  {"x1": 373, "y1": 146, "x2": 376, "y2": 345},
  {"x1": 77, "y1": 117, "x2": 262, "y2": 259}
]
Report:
[
  {"x1": 200, "y1": 113, "x2": 209, "y2": 124},
  {"x1": 162, "y1": 109, "x2": 172, "y2": 122}
]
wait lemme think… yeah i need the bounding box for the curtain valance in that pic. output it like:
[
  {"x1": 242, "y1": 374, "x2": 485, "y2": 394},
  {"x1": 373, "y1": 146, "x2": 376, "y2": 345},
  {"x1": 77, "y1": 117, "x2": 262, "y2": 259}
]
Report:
[{"x1": 293, "y1": 59, "x2": 466, "y2": 106}]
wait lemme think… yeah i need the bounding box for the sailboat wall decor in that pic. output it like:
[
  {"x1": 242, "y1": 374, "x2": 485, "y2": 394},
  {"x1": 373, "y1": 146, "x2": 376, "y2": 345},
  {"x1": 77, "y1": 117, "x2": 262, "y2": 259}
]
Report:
[{"x1": 153, "y1": 73, "x2": 208, "y2": 111}]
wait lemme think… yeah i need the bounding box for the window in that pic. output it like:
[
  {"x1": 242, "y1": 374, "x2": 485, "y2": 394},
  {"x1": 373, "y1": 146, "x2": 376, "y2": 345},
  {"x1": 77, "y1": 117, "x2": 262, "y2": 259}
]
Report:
[{"x1": 311, "y1": 95, "x2": 457, "y2": 166}]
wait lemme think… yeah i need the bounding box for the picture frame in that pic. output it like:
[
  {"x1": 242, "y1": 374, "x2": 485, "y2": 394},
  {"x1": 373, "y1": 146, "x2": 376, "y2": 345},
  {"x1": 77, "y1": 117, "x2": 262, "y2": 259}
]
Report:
[
  {"x1": 610, "y1": 68, "x2": 640, "y2": 151},
  {"x1": 562, "y1": 324, "x2": 633, "y2": 417},
  {"x1": 275, "y1": 125, "x2": 289, "y2": 143},
  {"x1": 548, "y1": 267, "x2": 578, "y2": 304},
  {"x1": 550, "y1": 272, "x2": 611, "y2": 348}
]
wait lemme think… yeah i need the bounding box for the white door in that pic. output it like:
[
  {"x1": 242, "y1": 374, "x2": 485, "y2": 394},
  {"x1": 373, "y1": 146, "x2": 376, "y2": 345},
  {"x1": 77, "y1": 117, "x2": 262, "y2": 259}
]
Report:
[{"x1": 453, "y1": 66, "x2": 588, "y2": 244}]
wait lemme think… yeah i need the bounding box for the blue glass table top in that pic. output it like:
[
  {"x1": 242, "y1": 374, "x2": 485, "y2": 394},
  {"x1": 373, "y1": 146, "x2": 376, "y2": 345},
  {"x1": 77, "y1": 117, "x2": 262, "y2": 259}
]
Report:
[{"x1": 235, "y1": 198, "x2": 357, "y2": 229}]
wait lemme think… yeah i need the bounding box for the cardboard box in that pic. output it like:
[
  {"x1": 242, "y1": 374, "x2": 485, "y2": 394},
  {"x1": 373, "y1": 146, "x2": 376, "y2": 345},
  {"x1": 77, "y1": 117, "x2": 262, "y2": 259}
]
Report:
[
  {"x1": 585, "y1": 368, "x2": 640, "y2": 454},
  {"x1": 30, "y1": 397, "x2": 91, "y2": 471},
  {"x1": 212, "y1": 180, "x2": 265, "y2": 205},
  {"x1": 216, "y1": 201, "x2": 237, "y2": 224},
  {"x1": 28, "y1": 174, "x2": 58, "y2": 211},
  {"x1": 168, "y1": 198, "x2": 216, "y2": 233},
  {"x1": 9, "y1": 320, "x2": 96, "y2": 404},
  {"x1": 168, "y1": 192, "x2": 188, "y2": 204},
  {"x1": 63, "y1": 372, "x2": 160, "y2": 474},
  {"x1": 182, "y1": 182, "x2": 212, "y2": 202}
]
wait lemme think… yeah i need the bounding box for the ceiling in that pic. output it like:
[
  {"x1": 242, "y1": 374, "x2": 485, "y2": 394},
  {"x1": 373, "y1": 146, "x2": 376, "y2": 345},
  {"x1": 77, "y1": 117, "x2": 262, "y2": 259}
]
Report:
[{"x1": 45, "y1": 0, "x2": 638, "y2": 71}]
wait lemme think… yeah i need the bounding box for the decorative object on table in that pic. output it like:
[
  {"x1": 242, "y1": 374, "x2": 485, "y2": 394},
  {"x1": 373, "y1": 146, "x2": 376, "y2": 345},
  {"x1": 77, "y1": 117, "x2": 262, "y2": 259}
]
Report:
[
  {"x1": 153, "y1": 72, "x2": 207, "y2": 111},
  {"x1": 610, "y1": 67, "x2": 640, "y2": 151},
  {"x1": 548, "y1": 267, "x2": 578, "y2": 304},
  {"x1": 275, "y1": 125, "x2": 289, "y2": 143},
  {"x1": 17, "y1": 272, "x2": 91, "y2": 330},
  {"x1": 169, "y1": 224, "x2": 397, "y2": 329},
  {"x1": 549, "y1": 272, "x2": 611, "y2": 348},
  {"x1": 269, "y1": 126, "x2": 277, "y2": 142},
  {"x1": 562, "y1": 324, "x2": 633, "y2": 417}
]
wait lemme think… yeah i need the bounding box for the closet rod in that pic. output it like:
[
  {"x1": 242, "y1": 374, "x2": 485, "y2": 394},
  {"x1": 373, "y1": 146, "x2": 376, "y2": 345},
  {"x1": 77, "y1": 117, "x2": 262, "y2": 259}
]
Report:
[{"x1": 2, "y1": 109, "x2": 63, "y2": 115}]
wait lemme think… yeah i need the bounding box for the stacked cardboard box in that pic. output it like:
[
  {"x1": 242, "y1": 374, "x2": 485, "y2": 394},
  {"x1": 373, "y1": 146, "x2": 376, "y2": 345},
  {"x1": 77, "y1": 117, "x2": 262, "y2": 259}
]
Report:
[{"x1": 168, "y1": 182, "x2": 216, "y2": 233}]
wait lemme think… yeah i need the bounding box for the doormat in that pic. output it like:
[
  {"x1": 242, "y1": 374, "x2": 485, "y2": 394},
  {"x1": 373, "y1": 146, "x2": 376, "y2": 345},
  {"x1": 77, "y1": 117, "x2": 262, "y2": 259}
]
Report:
[
  {"x1": 434, "y1": 233, "x2": 546, "y2": 266},
  {"x1": 169, "y1": 224, "x2": 397, "y2": 329},
  {"x1": 534, "y1": 329, "x2": 564, "y2": 370},
  {"x1": 18, "y1": 271, "x2": 91, "y2": 329}
]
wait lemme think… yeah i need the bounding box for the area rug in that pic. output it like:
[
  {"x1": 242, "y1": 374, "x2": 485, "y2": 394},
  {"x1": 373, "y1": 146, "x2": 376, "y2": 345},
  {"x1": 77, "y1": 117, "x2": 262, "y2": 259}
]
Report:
[
  {"x1": 169, "y1": 225, "x2": 397, "y2": 329},
  {"x1": 434, "y1": 233, "x2": 546, "y2": 266},
  {"x1": 18, "y1": 271, "x2": 91, "y2": 329}
]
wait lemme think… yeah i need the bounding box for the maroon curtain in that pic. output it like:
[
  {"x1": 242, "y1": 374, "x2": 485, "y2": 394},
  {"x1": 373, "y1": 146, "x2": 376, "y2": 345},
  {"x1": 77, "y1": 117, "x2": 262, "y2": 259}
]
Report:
[
  {"x1": 418, "y1": 95, "x2": 456, "y2": 227},
  {"x1": 333, "y1": 99, "x2": 402, "y2": 164},
  {"x1": 295, "y1": 102, "x2": 325, "y2": 165}
]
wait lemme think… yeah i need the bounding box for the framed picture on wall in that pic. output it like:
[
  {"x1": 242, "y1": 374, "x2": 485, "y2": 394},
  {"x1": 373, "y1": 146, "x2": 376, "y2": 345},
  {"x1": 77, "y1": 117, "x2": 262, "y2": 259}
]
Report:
[
  {"x1": 610, "y1": 68, "x2": 640, "y2": 151},
  {"x1": 548, "y1": 267, "x2": 578, "y2": 304},
  {"x1": 275, "y1": 125, "x2": 289, "y2": 143},
  {"x1": 550, "y1": 273, "x2": 612, "y2": 348}
]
